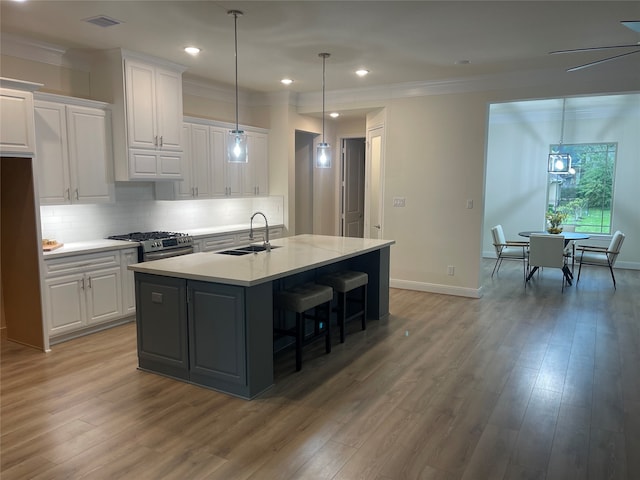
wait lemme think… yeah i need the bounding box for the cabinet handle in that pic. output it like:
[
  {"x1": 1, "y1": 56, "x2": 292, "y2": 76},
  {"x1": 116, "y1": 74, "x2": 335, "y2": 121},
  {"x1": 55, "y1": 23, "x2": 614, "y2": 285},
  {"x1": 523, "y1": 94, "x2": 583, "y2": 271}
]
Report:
[
  {"x1": 65, "y1": 188, "x2": 70, "y2": 200},
  {"x1": 154, "y1": 135, "x2": 158, "y2": 147},
  {"x1": 75, "y1": 189, "x2": 79, "y2": 200},
  {"x1": 160, "y1": 136, "x2": 163, "y2": 147},
  {"x1": 87, "y1": 277, "x2": 92, "y2": 289},
  {"x1": 81, "y1": 278, "x2": 85, "y2": 290}
]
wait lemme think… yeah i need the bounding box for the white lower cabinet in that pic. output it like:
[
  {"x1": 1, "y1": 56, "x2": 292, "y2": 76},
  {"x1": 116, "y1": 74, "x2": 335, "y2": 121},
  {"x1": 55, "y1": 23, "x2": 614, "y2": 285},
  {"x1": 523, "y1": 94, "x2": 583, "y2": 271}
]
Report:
[
  {"x1": 44, "y1": 250, "x2": 133, "y2": 339},
  {"x1": 121, "y1": 248, "x2": 138, "y2": 315}
]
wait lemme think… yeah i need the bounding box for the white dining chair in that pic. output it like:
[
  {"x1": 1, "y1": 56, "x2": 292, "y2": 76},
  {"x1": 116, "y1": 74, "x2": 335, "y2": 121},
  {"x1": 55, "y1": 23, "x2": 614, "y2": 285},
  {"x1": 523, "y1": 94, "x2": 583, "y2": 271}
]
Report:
[
  {"x1": 491, "y1": 225, "x2": 529, "y2": 281},
  {"x1": 576, "y1": 230, "x2": 625, "y2": 289},
  {"x1": 527, "y1": 234, "x2": 569, "y2": 292}
]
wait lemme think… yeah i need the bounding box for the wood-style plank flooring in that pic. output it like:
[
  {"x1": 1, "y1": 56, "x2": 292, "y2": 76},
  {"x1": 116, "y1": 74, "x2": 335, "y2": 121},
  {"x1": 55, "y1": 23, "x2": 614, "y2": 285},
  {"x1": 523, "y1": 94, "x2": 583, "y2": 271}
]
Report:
[{"x1": 2, "y1": 260, "x2": 639, "y2": 479}]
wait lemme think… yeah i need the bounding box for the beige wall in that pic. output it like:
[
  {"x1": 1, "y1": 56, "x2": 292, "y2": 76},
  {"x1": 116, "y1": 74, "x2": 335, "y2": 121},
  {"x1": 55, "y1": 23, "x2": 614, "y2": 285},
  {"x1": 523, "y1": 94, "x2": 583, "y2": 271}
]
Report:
[{"x1": 1, "y1": 55, "x2": 90, "y2": 97}]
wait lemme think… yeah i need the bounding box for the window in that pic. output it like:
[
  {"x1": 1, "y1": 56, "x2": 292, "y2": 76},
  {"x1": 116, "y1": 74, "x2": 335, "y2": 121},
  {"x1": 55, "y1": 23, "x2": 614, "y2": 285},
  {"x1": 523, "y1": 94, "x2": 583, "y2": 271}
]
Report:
[{"x1": 547, "y1": 143, "x2": 617, "y2": 234}]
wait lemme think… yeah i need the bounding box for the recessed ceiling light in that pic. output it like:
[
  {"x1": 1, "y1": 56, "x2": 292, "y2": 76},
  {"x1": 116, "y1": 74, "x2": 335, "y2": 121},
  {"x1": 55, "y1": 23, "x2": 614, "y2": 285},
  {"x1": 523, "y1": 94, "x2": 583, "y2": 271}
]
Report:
[
  {"x1": 184, "y1": 46, "x2": 201, "y2": 55},
  {"x1": 355, "y1": 69, "x2": 369, "y2": 77},
  {"x1": 281, "y1": 78, "x2": 293, "y2": 85},
  {"x1": 330, "y1": 112, "x2": 340, "y2": 118}
]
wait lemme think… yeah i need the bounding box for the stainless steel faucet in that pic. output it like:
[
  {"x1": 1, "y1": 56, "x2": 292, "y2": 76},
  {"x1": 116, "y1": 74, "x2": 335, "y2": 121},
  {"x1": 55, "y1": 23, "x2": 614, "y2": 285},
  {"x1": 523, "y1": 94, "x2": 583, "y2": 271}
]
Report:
[{"x1": 250, "y1": 211, "x2": 270, "y2": 251}]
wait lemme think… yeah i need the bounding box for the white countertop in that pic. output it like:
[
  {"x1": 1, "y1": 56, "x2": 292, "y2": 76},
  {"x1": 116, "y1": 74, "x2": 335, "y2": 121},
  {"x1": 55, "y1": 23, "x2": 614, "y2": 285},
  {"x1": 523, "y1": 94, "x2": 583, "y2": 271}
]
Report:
[
  {"x1": 42, "y1": 239, "x2": 137, "y2": 259},
  {"x1": 129, "y1": 234, "x2": 395, "y2": 287}
]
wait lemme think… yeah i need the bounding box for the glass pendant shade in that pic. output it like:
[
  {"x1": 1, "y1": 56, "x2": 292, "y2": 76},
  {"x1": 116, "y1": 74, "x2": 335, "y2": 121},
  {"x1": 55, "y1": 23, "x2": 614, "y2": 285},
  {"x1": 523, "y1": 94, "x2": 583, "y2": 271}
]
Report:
[
  {"x1": 316, "y1": 142, "x2": 331, "y2": 168},
  {"x1": 228, "y1": 129, "x2": 248, "y2": 163},
  {"x1": 548, "y1": 153, "x2": 571, "y2": 173}
]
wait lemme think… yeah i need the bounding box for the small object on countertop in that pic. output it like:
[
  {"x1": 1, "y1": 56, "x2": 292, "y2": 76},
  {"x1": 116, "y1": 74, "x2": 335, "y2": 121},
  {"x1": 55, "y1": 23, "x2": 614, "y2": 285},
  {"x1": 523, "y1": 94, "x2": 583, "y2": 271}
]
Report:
[{"x1": 42, "y1": 239, "x2": 64, "y2": 251}]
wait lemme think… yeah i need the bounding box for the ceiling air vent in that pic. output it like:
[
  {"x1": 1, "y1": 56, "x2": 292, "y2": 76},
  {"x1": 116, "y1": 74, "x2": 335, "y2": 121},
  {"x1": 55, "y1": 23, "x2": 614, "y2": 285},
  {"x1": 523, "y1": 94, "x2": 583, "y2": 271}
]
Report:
[{"x1": 83, "y1": 15, "x2": 123, "y2": 28}]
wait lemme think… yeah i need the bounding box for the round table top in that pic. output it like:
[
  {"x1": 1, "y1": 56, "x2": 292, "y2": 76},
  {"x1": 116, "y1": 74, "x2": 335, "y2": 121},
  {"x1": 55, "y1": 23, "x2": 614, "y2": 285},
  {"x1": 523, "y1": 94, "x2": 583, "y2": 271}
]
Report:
[{"x1": 518, "y1": 230, "x2": 590, "y2": 240}]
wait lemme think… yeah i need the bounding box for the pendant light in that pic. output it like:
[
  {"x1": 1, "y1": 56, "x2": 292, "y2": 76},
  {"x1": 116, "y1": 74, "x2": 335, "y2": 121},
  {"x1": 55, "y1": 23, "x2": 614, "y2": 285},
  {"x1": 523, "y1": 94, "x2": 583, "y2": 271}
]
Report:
[
  {"x1": 227, "y1": 10, "x2": 247, "y2": 163},
  {"x1": 316, "y1": 53, "x2": 331, "y2": 168},
  {"x1": 548, "y1": 98, "x2": 571, "y2": 174}
]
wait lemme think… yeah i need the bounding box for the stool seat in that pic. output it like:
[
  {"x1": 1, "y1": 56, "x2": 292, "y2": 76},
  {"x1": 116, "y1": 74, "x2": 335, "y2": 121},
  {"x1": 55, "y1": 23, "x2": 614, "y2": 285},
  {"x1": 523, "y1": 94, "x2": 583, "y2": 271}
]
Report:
[
  {"x1": 274, "y1": 283, "x2": 333, "y2": 312},
  {"x1": 317, "y1": 270, "x2": 368, "y2": 343},
  {"x1": 274, "y1": 282, "x2": 333, "y2": 372},
  {"x1": 318, "y1": 270, "x2": 368, "y2": 293}
]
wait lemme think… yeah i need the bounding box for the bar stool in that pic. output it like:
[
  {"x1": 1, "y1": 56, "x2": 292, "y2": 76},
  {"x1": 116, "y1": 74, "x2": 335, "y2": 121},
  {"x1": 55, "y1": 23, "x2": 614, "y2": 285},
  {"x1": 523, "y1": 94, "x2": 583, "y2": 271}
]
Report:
[
  {"x1": 273, "y1": 282, "x2": 333, "y2": 371},
  {"x1": 317, "y1": 270, "x2": 368, "y2": 343}
]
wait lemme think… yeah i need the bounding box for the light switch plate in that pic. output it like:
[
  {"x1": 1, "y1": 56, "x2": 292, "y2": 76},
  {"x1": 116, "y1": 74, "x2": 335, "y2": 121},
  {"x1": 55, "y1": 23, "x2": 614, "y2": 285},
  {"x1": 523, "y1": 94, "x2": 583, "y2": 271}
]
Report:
[{"x1": 393, "y1": 197, "x2": 406, "y2": 207}]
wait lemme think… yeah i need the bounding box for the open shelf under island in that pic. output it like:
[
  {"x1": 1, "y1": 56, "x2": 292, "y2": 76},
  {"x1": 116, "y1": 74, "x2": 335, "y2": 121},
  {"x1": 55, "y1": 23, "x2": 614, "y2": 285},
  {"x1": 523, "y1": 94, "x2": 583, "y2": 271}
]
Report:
[{"x1": 129, "y1": 234, "x2": 395, "y2": 399}]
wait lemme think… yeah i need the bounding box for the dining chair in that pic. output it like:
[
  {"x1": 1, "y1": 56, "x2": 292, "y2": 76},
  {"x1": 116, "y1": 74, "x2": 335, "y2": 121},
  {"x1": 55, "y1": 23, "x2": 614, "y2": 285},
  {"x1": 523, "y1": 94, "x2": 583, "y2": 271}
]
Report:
[
  {"x1": 490, "y1": 224, "x2": 529, "y2": 281},
  {"x1": 527, "y1": 234, "x2": 568, "y2": 292},
  {"x1": 562, "y1": 224, "x2": 576, "y2": 270},
  {"x1": 576, "y1": 230, "x2": 625, "y2": 289}
]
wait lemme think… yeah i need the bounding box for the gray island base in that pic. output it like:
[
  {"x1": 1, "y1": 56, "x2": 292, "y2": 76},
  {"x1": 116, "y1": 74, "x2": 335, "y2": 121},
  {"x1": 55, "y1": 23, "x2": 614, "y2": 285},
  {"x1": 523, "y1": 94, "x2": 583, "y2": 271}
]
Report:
[{"x1": 130, "y1": 234, "x2": 395, "y2": 399}]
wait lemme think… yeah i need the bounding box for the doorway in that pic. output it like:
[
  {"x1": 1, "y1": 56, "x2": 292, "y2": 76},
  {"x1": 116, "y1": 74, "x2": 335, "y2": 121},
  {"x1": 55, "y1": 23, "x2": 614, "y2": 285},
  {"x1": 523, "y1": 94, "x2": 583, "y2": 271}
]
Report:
[{"x1": 341, "y1": 137, "x2": 365, "y2": 237}]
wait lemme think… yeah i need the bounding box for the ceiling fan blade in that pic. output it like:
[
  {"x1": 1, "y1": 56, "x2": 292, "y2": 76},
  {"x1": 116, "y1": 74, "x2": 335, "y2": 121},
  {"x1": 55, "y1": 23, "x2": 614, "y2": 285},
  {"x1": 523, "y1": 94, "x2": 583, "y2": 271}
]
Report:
[
  {"x1": 621, "y1": 21, "x2": 640, "y2": 33},
  {"x1": 550, "y1": 44, "x2": 640, "y2": 54},
  {"x1": 567, "y1": 49, "x2": 640, "y2": 72}
]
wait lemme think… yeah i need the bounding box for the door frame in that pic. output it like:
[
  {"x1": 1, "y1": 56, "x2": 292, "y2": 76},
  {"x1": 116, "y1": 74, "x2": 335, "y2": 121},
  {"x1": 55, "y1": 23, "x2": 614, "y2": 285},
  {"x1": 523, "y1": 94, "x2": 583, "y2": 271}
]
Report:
[{"x1": 339, "y1": 135, "x2": 366, "y2": 237}]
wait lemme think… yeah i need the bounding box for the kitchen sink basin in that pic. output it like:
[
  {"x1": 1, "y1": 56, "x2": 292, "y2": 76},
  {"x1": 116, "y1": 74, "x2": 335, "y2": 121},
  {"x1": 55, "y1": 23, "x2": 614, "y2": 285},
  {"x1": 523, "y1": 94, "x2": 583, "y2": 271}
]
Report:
[{"x1": 216, "y1": 245, "x2": 280, "y2": 256}]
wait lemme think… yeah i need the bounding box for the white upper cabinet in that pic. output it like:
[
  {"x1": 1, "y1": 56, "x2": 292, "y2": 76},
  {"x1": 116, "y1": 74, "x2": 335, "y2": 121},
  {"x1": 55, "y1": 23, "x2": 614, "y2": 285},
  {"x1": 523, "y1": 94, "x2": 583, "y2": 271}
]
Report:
[
  {"x1": 0, "y1": 79, "x2": 41, "y2": 156},
  {"x1": 35, "y1": 95, "x2": 114, "y2": 205},
  {"x1": 244, "y1": 131, "x2": 269, "y2": 196},
  {"x1": 156, "y1": 120, "x2": 268, "y2": 200},
  {"x1": 91, "y1": 49, "x2": 186, "y2": 181}
]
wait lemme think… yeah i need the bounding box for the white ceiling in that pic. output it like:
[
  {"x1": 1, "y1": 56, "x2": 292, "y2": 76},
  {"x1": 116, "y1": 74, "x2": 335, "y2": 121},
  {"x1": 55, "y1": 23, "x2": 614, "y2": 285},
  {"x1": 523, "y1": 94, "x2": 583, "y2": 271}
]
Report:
[{"x1": 1, "y1": 1, "x2": 639, "y2": 95}]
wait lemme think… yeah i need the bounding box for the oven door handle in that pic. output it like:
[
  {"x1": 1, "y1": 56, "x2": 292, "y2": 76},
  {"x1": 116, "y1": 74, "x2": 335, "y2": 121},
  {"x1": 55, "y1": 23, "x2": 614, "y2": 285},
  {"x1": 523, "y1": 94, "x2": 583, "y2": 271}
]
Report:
[{"x1": 144, "y1": 246, "x2": 194, "y2": 261}]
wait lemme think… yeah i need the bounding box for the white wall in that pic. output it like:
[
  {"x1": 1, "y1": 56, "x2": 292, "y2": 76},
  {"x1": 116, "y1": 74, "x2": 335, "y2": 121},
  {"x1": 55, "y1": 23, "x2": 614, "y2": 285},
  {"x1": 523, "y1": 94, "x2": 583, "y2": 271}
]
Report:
[
  {"x1": 484, "y1": 94, "x2": 640, "y2": 269},
  {"x1": 40, "y1": 182, "x2": 283, "y2": 242}
]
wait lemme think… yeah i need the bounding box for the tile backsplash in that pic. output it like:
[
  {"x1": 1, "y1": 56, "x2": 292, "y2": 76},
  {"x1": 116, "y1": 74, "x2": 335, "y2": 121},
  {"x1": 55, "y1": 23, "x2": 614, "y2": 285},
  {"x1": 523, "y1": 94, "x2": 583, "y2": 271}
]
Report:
[{"x1": 40, "y1": 182, "x2": 284, "y2": 243}]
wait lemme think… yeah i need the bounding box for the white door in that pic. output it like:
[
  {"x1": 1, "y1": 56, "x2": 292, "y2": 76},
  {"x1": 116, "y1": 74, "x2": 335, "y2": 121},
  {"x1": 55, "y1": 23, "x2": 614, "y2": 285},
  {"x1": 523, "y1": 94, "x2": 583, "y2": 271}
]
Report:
[
  {"x1": 45, "y1": 273, "x2": 85, "y2": 335},
  {"x1": 155, "y1": 67, "x2": 183, "y2": 151},
  {"x1": 366, "y1": 126, "x2": 385, "y2": 239},
  {"x1": 121, "y1": 249, "x2": 138, "y2": 315},
  {"x1": 66, "y1": 105, "x2": 113, "y2": 203},
  {"x1": 85, "y1": 267, "x2": 122, "y2": 325},
  {"x1": 177, "y1": 123, "x2": 194, "y2": 198},
  {"x1": 210, "y1": 127, "x2": 227, "y2": 196},
  {"x1": 342, "y1": 138, "x2": 366, "y2": 237},
  {"x1": 192, "y1": 123, "x2": 211, "y2": 197},
  {"x1": 125, "y1": 60, "x2": 157, "y2": 149},
  {"x1": 34, "y1": 101, "x2": 70, "y2": 204}
]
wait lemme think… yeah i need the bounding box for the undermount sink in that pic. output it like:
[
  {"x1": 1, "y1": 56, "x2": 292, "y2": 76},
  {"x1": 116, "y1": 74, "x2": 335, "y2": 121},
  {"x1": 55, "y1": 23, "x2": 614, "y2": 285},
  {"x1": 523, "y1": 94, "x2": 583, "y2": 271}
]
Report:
[{"x1": 216, "y1": 245, "x2": 280, "y2": 256}]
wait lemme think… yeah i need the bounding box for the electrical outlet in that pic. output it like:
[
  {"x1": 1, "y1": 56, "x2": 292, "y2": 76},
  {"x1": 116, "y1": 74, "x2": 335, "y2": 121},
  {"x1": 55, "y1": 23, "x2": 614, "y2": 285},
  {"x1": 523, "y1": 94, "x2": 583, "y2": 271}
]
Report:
[
  {"x1": 393, "y1": 197, "x2": 406, "y2": 207},
  {"x1": 466, "y1": 199, "x2": 473, "y2": 209},
  {"x1": 447, "y1": 265, "x2": 455, "y2": 276}
]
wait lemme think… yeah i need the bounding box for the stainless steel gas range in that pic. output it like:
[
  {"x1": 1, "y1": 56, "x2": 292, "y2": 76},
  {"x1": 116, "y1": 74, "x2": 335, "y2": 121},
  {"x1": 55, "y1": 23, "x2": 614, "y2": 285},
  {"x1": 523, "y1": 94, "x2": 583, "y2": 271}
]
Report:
[{"x1": 107, "y1": 231, "x2": 194, "y2": 262}]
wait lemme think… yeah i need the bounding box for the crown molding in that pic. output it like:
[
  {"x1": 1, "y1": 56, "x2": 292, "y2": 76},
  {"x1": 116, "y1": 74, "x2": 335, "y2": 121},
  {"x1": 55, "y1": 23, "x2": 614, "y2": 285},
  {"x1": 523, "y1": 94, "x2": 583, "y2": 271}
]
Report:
[{"x1": 1, "y1": 33, "x2": 92, "y2": 72}]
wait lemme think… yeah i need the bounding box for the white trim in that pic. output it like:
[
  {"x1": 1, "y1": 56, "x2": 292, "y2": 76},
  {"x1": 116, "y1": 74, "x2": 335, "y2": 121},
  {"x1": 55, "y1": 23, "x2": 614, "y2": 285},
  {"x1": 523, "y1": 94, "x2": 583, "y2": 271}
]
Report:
[
  {"x1": 391, "y1": 278, "x2": 483, "y2": 299},
  {"x1": 0, "y1": 76, "x2": 42, "y2": 91},
  {"x1": 34, "y1": 91, "x2": 109, "y2": 109},
  {"x1": 1, "y1": 33, "x2": 92, "y2": 72}
]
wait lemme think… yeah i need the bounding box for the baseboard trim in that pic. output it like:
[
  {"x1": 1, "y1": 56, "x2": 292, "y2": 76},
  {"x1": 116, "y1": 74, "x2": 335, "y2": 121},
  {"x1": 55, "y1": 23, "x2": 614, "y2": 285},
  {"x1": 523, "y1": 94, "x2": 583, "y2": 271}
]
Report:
[
  {"x1": 49, "y1": 316, "x2": 135, "y2": 346},
  {"x1": 390, "y1": 279, "x2": 483, "y2": 299}
]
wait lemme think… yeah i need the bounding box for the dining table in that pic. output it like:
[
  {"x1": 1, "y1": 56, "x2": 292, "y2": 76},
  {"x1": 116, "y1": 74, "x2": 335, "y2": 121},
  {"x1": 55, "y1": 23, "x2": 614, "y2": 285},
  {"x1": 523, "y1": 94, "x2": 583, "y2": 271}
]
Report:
[{"x1": 518, "y1": 231, "x2": 591, "y2": 285}]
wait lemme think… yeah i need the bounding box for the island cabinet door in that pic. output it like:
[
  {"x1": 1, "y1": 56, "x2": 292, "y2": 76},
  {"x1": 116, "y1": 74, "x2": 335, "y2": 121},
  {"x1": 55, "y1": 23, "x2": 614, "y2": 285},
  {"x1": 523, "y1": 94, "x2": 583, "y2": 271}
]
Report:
[
  {"x1": 135, "y1": 273, "x2": 189, "y2": 380},
  {"x1": 187, "y1": 281, "x2": 247, "y2": 389}
]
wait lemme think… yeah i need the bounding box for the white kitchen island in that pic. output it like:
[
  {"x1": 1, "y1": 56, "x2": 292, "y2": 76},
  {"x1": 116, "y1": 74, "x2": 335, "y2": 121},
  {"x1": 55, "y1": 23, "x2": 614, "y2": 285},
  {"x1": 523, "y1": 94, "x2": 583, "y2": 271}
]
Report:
[{"x1": 129, "y1": 234, "x2": 395, "y2": 399}]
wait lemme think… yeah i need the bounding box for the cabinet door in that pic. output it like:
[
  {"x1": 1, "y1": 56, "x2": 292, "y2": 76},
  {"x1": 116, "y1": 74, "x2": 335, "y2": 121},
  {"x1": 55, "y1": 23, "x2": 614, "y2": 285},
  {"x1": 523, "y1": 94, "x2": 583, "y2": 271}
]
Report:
[
  {"x1": 210, "y1": 127, "x2": 228, "y2": 197},
  {"x1": 155, "y1": 67, "x2": 183, "y2": 151},
  {"x1": 245, "y1": 131, "x2": 268, "y2": 195},
  {"x1": 34, "y1": 101, "x2": 70, "y2": 204},
  {"x1": 175, "y1": 123, "x2": 194, "y2": 199},
  {"x1": 121, "y1": 248, "x2": 138, "y2": 315},
  {"x1": 1, "y1": 87, "x2": 36, "y2": 155},
  {"x1": 191, "y1": 123, "x2": 211, "y2": 197},
  {"x1": 66, "y1": 105, "x2": 114, "y2": 203},
  {"x1": 125, "y1": 60, "x2": 157, "y2": 149},
  {"x1": 85, "y1": 266, "x2": 123, "y2": 325},
  {"x1": 44, "y1": 273, "x2": 85, "y2": 335},
  {"x1": 136, "y1": 274, "x2": 189, "y2": 379},
  {"x1": 188, "y1": 281, "x2": 246, "y2": 386}
]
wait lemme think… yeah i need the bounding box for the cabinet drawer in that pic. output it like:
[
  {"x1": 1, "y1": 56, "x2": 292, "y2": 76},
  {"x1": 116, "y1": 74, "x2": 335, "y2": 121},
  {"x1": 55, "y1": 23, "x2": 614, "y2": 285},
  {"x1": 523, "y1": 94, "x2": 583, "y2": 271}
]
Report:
[
  {"x1": 45, "y1": 251, "x2": 121, "y2": 276},
  {"x1": 200, "y1": 234, "x2": 237, "y2": 252}
]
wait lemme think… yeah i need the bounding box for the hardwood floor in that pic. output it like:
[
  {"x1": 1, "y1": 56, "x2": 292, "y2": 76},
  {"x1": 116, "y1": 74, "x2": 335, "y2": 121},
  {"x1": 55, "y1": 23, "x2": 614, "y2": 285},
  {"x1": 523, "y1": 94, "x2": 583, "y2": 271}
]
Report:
[{"x1": 2, "y1": 260, "x2": 639, "y2": 479}]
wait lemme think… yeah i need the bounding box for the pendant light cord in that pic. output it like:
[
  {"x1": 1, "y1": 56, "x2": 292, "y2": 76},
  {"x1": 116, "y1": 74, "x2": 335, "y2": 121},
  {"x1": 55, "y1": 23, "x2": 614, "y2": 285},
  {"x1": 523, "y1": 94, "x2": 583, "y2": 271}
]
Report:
[
  {"x1": 559, "y1": 98, "x2": 566, "y2": 146},
  {"x1": 233, "y1": 11, "x2": 240, "y2": 133},
  {"x1": 319, "y1": 53, "x2": 330, "y2": 143}
]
